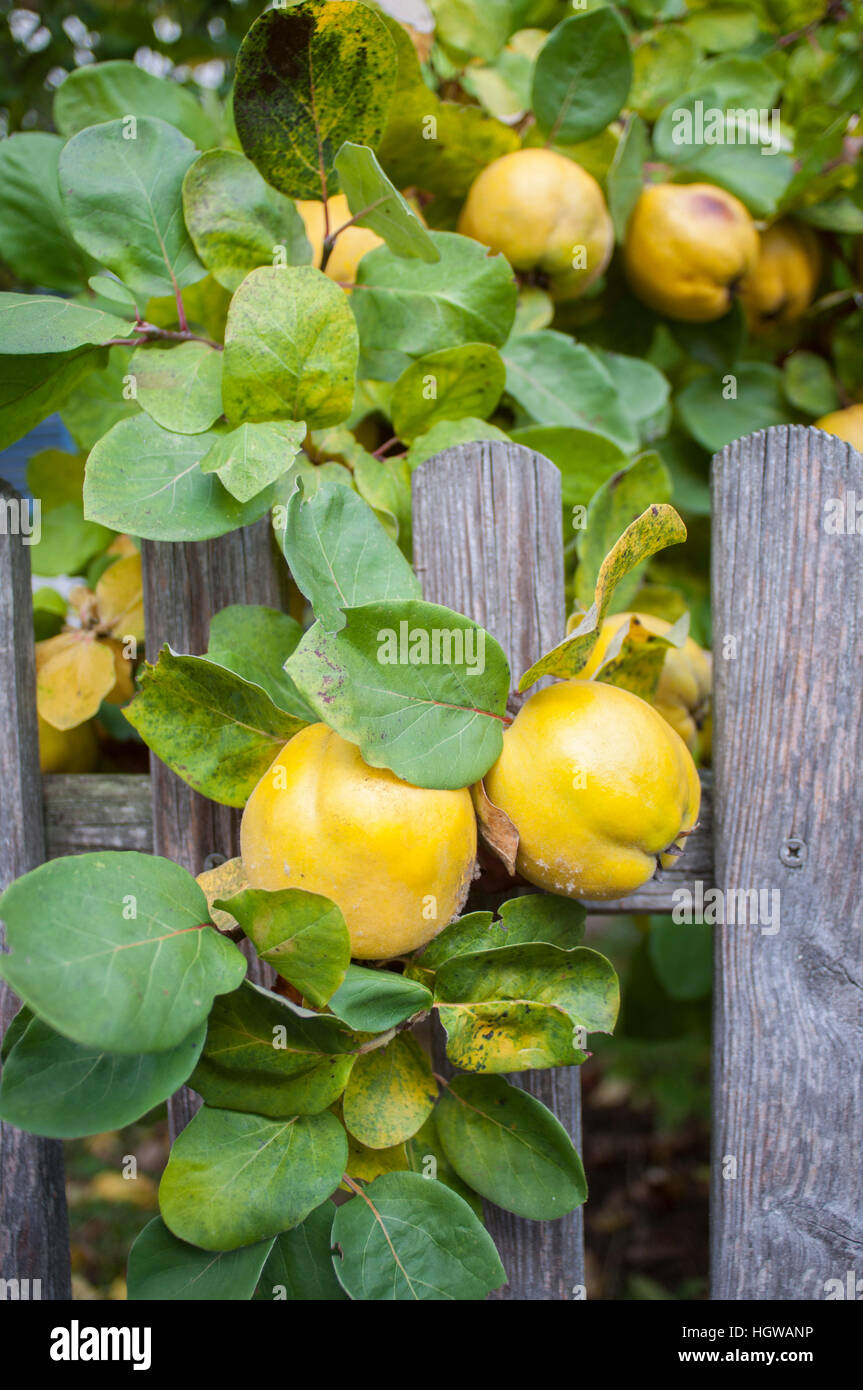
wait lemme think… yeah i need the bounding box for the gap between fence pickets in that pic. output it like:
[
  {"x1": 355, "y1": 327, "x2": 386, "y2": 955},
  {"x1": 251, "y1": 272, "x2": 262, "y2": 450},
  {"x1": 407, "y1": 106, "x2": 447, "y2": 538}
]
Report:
[{"x1": 39, "y1": 771, "x2": 715, "y2": 912}]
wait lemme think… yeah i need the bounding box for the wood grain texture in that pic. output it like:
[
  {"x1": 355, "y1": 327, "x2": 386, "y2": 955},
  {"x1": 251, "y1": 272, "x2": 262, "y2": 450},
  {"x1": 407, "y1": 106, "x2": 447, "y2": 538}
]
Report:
[
  {"x1": 141, "y1": 517, "x2": 289, "y2": 1138},
  {"x1": 413, "y1": 441, "x2": 581, "y2": 1301},
  {"x1": 710, "y1": 426, "x2": 863, "y2": 1300},
  {"x1": 43, "y1": 775, "x2": 153, "y2": 857},
  {"x1": 0, "y1": 481, "x2": 72, "y2": 1300}
]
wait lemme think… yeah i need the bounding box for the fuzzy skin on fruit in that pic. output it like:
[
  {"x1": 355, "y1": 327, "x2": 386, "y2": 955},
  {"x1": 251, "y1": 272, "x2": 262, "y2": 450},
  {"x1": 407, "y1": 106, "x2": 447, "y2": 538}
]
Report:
[
  {"x1": 624, "y1": 182, "x2": 759, "y2": 322},
  {"x1": 576, "y1": 611, "x2": 712, "y2": 753},
  {"x1": 484, "y1": 680, "x2": 700, "y2": 901},
  {"x1": 815, "y1": 403, "x2": 863, "y2": 453},
  {"x1": 297, "y1": 194, "x2": 383, "y2": 285},
  {"x1": 38, "y1": 714, "x2": 99, "y2": 774},
  {"x1": 240, "y1": 723, "x2": 477, "y2": 960},
  {"x1": 739, "y1": 220, "x2": 822, "y2": 332},
  {"x1": 457, "y1": 148, "x2": 614, "y2": 300}
]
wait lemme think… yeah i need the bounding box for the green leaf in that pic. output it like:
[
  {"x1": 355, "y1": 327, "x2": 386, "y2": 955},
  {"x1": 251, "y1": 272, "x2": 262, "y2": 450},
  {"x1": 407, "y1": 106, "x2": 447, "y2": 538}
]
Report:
[
  {"x1": 190, "y1": 981, "x2": 356, "y2": 1118},
  {"x1": 60, "y1": 117, "x2": 205, "y2": 300},
  {"x1": 683, "y1": 7, "x2": 761, "y2": 52},
  {"x1": 0, "y1": 295, "x2": 133, "y2": 355},
  {"x1": 125, "y1": 647, "x2": 306, "y2": 809},
  {"x1": 159, "y1": 1104, "x2": 347, "y2": 1251},
  {"x1": 406, "y1": 417, "x2": 511, "y2": 470},
  {"x1": 199, "y1": 421, "x2": 305, "y2": 504},
  {"x1": 353, "y1": 232, "x2": 517, "y2": 373},
  {"x1": 54, "y1": 60, "x2": 218, "y2": 149},
  {"x1": 206, "y1": 605, "x2": 315, "y2": 720},
  {"x1": 648, "y1": 918, "x2": 713, "y2": 1001},
  {"x1": 233, "y1": 2, "x2": 397, "y2": 200},
  {"x1": 128, "y1": 341, "x2": 223, "y2": 436},
  {"x1": 502, "y1": 332, "x2": 638, "y2": 451},
  {"x1": 277, "y1": 476, "x2": 421, "y2": 632},
  {"x1": 419, "y1": 895, "x2": 586, "y2": 971},
  {"x1": 532, "y1": 10, "x2": 633, "y2": 145},
  {"x1": 391, "y1": 344, "x2": 506, "y2": 442},
  {"x1": 429, "y1": 0, "x2": 514, "y2": 63},
  {"x1": 629, "y1": 28, "x2": 698, "y2": 122},
  {"x1": 520, "y1": 500, "x2": 686, "y2": 689},
  {"x1": 343, "y1": 1035, "x2": 437, "y2": 1149},
  {"x1": 88, "y1": 274, "x2": 138, "y2": 310},
  {"x1": 597, "y1": 350, "x2": 670, "y2": 442},
  {"x1": 222, "y1": 266, "x2": 357, "y2": 428},
  {"x1": 783, "y1": 351, "x2": 839, "y2": 418},
  {"x1": 183, "y1": 149, "x2": 313, "y2": 293},
  {"x1": 0, "y1": 852, "x2": 245, "y2": 1055},
  {"x1": 328, "y1": 965, "x2": 432, "y2": 1033},
  {"x1": 254, "y1": 1203, "x2": 345, "y2": 1300},
  {"x1": 1, "y1": 1006, "x2": 33, "y2": 1062},
  {"x1": 0, "y1": 133, "x2": 96, "y2": 291},
  {"x1": 60, "y1": 345, "x2": 140, "y2": 452},
  {"x1": 375, "y1": 13, "x2": 519, "y2": 199},
  {"x1": 436, "y1": 1074, "x2": 587, "y2": 1219},
  {"x1": 593, "y1": 611, "x2": 690, "y2": 703},
  {"x1": 0, "y1": 1016, "x2": 206, "y2": 1139},
  {"x1": 128, "y1": 1218, "x2": 274, "y2": 1302},
  {"x1": 333, "y1": 143, "x2": 440, "y2": 263},
  {"x1": 84, "y1": 414, "x2": 279, "y2": 542},
  {"x1": 435, "y1": 944, "x2": 619, "y2": 1073},
  {"x1": 332, "y1": 1172, "x2": 505, "y2": 1300},
  {"x1": 403, "y1": 1111, "x2": 483, "y2": 1218},
  {"x1": 0, "y1": 348, "x2": 106, "y2": 451},
  {"x1": 286, "y1": 600, "x2": 510, "y2": 789},
  {"x1": 29, "y1": 501, "x2": 113, "y2": 579},
  {"x1": 576, "y1": 452, "x2": 673, "y2": 609},
  {"x1": 509, "y1": 425, "x2": 627, "y2": 510},
  {"x1": 675, "y1": 362, "x2": 797, "y2": 452},
  {"x1": 217, "y1": 890, "x2": 350, "y2": 1006},
  {"x1": 608, "y1": 115, "x2": 649, "y2": 242}
]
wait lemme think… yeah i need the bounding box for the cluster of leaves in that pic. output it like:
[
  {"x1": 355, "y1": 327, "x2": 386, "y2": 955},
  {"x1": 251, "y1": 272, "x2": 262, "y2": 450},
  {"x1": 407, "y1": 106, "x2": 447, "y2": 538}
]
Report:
[
  {"x1": 0, "y1": 844, "x2": 616, "y2": 1299},
  {"x1": 2, "y1": 0, "x2": 861, "y2": 647}
]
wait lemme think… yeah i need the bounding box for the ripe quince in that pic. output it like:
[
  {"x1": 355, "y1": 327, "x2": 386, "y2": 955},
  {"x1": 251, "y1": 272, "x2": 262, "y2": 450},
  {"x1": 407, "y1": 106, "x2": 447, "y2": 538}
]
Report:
[
  {"x1": 240, "y1": 723, "x2": 477, "y2": 960},
  {"x1": 576, "y1": 611, "x2": 712, "y2": 755},
  {"x1": 815, "y1": 403, "x2": 863, "y2": 453},
  {"x1": 624, "y1": 182, "x2": 759, "y2": 322},
  {"x1": 739, "y1": 219, "x2": 821, "y2": 332},
  {"x1": 484, "y1": 680, "x2": 700, "y2": 901},
  {"x1": 457, "y1": 148, "x2": 614, "y2": 300},
  {"x1": 38, "y1": 713, "x2": 99, "y2": 774},
  {"x1": 297, "y1": 194, "x2": 384, "y2": 286}
]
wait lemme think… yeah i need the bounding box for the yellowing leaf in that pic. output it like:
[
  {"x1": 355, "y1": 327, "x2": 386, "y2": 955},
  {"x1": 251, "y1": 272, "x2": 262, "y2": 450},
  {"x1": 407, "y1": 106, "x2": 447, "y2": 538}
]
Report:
[
  {"x1": 196, "y1": 858, "x2": 249, "y2": 934},
  {"x1": 96, "y1": 553, "x2": 145, "y2": 643},
  {"x1": 36, "y1": 632, "x2": 116, "y2": 729}
]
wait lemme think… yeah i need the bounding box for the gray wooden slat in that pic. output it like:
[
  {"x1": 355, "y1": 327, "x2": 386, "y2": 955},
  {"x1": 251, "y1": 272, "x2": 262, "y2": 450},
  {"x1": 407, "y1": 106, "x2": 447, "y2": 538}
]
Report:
[
  {"x1": 0, "y1": 479, "x2": 72, "y2": 1300},
  {"x1": 412, "y1": 440, "x2": 580, "y2": 1301},
  {"x1": 43, "y1": 774, "x2": 154, "y2": 857},
  {"x1": 710, "y1": 425, "x2": 863, "y2": 1299},
  {"x1": 141, "y1": 518, "x2": 290, "y2": 1139},
  {"x1": 39, "y1": 772, "x2": 713, "y2": 909}
]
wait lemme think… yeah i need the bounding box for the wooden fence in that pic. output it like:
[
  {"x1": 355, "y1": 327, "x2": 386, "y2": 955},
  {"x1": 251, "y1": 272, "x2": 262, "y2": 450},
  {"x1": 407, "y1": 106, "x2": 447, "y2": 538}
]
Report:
[{"x1": 1, "y1": 424, "x2": 860, "y2": 1301}]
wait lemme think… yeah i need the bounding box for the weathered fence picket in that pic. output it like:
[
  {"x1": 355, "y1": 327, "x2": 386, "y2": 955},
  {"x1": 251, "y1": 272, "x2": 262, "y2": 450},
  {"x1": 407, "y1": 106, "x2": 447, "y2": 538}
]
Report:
[{"x1": 1, "y1": 426, "x2": 861, "y2": 1302}]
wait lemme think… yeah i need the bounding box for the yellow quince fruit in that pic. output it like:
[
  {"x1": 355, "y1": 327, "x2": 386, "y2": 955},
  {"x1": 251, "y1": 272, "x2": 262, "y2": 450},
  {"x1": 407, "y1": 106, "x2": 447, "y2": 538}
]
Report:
[
  {"x1": 484, "y1": 680, "x2": 700, "y2": 901},
  {"x1": 576, "y1": 611, "x2": 712, "y2": 754},
  {"x1": 297, "y1": 194, "x2": 384, "y2": 286},
  {"x1": 240, "y1": 723, "x2": 477, "y2": 960},
  {"x1": 815, "y1": 403, "x2": 863, "y2": 453},
  {"x1": 624, "y1": 182, "x2": 759, "y2": 322},
  {"x1": 457, "y1": 148, "x2": 614, "y2": 300},
  {"x1": 739, "y1": 219, "x2": 821, "y2": 332}
]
